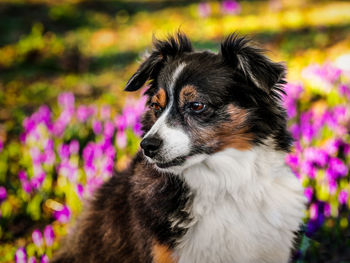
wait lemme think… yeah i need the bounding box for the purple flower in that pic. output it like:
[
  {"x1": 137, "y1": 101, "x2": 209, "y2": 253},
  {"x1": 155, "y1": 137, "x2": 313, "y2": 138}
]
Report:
[
  {"x1": 324, "y1": 202, "x2": 331, "y2": 217},
  {"x1": 310, "y1": 203, "x2": 318, "y2": 220},
  {"x1": 18, "y1": 170, "x2": 27, "y2": 181},
  {"x1": 28, "y1": 256, "x2": 37, "y2": 263},
  {"x1": 221, "y1": 0, "x2": 241, "y2": 14},
  {"x1": 289, "y1": 123, "x2": 300, "y2": 139},
  {"x1": 115, "y1": 115, "x2": 127, "y2": 131},
  {"x1": 14, "y1": 247, "x2": 26, "y2": 263},
  {"x1": 302, "y1": 63, "x2": 342, "y2": 85},
  {"x1": 326, "y1": 157, "x2": 348, "y2": 179},
  {"x1": 300, "y1": 160, "x2": 316, "y2": 179},
  {"x1": 44, "y1": 225, "x2": 55, "y2": 246},
  {"x1": 32, "y1": 229, "x2": 43, "y2": 247},
  {"x1": 123, "y1": 107, "x2": 138, "y2": 127},
  {"x1": 58, "y1": 92, "x2": 75, "y2": 110},
  {"x1": 198, "y1": 2, "x2": 211, "y2": 17},
  {"x1": 40, "y1": 254, "x2": 49, "y2": 263},
  {"x1": 76, "y1": 105, "x2": 95, "y2": 122},
  {"x1": 133, "y1": 122, "x2": 143, "y2": 137},
  {"x1": 0, "y1": 186, "x2": 7, "y2": 202},
  {"x1": 92, "y1": 120, "x2": 102, "y2": 134},
  {"x1": 304, "y1": 187, "x2": 313, "y2": 203},
  {"x1": 338, "y1": 190, "x2": 349, "y2": 205},
  {"x1": 100, "y1": 106, "x2": 111, "y2": 120},
  {"x1": 58, "y1": 143, "x2": 70, "y2": 160},
  {"x1": 0, "y1": 139, "x2": 3, "y2": 152},
  {"x1": 339, "y1": 84, "x2": 350, "y2": 99},
  {"x1": 284, "y1": 83, "x2": 303, "y2": 99},
  {"x1": 53, "y1": 205, "x2": 71, "y2": 223},
  {"x1": 116, "y1": 130, "x2": 127, "y2": 149},
  {"x1": 304, "y1": 147, "x2": 328, "y2": 167},
  {"x1": 76, "y1": 184, "x2": 84, "y2": 199},
  {"x1": 31, "y1": 172, "x2": 45, "y2": 190},
  {"x1": 328, "y1": 180, "x2": 337, "y2": 194},
  {"x1": 69, "y1": 140, "x2": 80, "y2": 155},
  {"x1": 23, "y1": 117, "x2": 36, "y2": 134},
  {"x1": 104, "y1": 121, "x2": 115, "y2": 138},
  {"x1": 33, "y1": 105, "x2": 51, "y2": 127}
]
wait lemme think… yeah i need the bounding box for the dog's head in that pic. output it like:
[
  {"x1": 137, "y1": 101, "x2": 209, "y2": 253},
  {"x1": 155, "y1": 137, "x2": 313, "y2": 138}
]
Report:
[{"x1": 125, "y1": 32, "x2": 292, "y2": 173}]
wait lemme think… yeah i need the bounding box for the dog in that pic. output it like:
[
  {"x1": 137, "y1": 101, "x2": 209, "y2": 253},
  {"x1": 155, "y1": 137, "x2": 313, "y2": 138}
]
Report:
[{"x1": 52, "y1": 32, "x2": 306, "y2": 263}]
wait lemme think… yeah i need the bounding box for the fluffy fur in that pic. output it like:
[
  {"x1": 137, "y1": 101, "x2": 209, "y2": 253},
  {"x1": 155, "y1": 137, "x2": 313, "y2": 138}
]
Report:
[{"x1": 52, "y1": 32, "x2": 306, "y2": 263}]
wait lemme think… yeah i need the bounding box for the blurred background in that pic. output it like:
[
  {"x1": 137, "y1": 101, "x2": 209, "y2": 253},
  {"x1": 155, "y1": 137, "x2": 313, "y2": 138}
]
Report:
[{"x1": 0, "y1": 0, "x2": 350, "y2": 262}]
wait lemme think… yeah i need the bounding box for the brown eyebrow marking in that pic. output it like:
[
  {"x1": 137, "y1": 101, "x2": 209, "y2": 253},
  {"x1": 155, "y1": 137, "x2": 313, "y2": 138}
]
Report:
[
  {"x1": 179, "y1": 85, "x2": 198, "y2": 107},
  {"x1": 151, "y1": 88, "x2": 167, "y2": 108}
]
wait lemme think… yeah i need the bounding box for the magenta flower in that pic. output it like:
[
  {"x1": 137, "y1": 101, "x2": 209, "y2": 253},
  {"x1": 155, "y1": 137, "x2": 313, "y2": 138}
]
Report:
[
  {"x1": 123, "y1": 107, "x2": 138, "y2": 127},
  {"x1": 0, "y1": 186, "x2": 6, "y2": 203},
  {"x1": 76, "y1": 184, "x2": 84, "y2": 199},
  {"x1": 302, "y1": 63, "x2": 342, "y2": 85},
  {"x1": 44, "y1": 225, "x2": 55, "y2": 246},
  {"x1": 221, "y1": 0, "x2": 241, "y2": 15},
  {"x1": 53, "y1": 205, "x2": 71, "y2": 223},
  {"x1": 69, "y1": 140, "x2": 80, "y2": 155},
  {"x1": 28, "y1": 256, "x2": 37, "y2": 263},
  {"x1": 284, "y1": 83, "x2": 303, "y2": 99},
  {"x1": 289, "y1": 123, "x2": 300, "y2": 139},
  {"x1": 338, "y1": 190, "x2": 349, "y2": 205},
  {"x1": 58, "y1": 143, "x2": 70, "y2": 160},
  {"x1": 198, "y1": 2, "x2": 211, "y2": 17},
  {"x1": 300, "y1": 160, "x2": 316, "y2": 179},
  {"x1": 104, "y1": 121, "x2": 115, "y2": 138},
  {"x1": 326, "y1": 157, "x2": 348, "y2": 180},
  {"x1": 92, "y1": 120, "x2": 102, "y2": 134},
  {"x1": 58, "y1": 92, "x2": 75, "y2": 110},
  {"x1": 328, "y1": 180, "x2": 337, "y2": 195},
  {"x1": 339, "y1": 84, "x2": 350, "y2": 99},
  {"x1": 32, "y1": 229, "x2": 43, "y2": 247},
  {"x1": 100, "y1": 106, "x2": 111, "y2": 120},
  {"x1": 304, "y1": 187, "x2": 313, "y2": 203},
  {"x1": 310, "y1": 203, "x2": 318, "y2": 220},
  {"x1": 324, "y1": 203, "x2": 331, "y2": 217},
  {"x1": 40, "y1": 254, "x2": 49, "y2": 263},
  {"x1": 14, "y1": 247, "x2": 26, "y2": 263},
  {"x1": 116, "y1": 130, "x2": 127, "y2": 149},
  {"x1": 115, "y1": 114, "x2": 127, "y2": 131},
  {"x1": 76, "y1": 105, "x2": 93, "y2": 122},
  {"x1": 31, "y1": 172, "x2": 45, "y2": 190},
  {"x1": 304, "y1": 147, "x2": 328, "y2": 167}
]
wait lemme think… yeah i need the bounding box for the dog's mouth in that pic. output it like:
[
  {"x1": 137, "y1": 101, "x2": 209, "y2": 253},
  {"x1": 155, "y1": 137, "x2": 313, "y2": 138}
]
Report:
[{"x1": 154, "y1": 156, "x2": 186, "y2": 169}]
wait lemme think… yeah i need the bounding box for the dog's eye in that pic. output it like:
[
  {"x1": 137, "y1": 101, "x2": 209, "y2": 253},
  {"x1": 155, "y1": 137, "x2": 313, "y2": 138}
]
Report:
[
  {"x1": 150, "y1": 102, "x2": 162, "y2": 112},
  {"x1": 189, "y1": 102, "x2": 206, "y2": 113}
]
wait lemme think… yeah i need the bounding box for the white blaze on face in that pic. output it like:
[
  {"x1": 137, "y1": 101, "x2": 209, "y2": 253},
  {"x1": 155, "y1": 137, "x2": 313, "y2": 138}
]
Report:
[{"x1": 144, "y1": 63, "x2": 191, "y2": 162}]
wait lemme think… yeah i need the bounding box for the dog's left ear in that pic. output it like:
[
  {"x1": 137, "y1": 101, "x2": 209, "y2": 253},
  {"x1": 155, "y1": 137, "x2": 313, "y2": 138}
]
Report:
[
  {"x1": 220, "y1": 34, "x2": 286, "y2": 94},
  {"x1": 125, "y1": 32, "x2": 193, "y2": 92}
]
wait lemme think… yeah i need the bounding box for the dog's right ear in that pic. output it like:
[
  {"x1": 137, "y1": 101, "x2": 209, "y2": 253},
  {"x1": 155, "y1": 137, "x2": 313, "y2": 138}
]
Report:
[{"x1": 124, "y1": 32, "x2": 193, "y2": 92}]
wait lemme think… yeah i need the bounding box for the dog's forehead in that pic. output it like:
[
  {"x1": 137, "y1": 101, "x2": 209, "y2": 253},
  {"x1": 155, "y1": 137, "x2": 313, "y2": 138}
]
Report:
[{"x1": 157, "y1": 53, "x2": 230, "y2": 99}]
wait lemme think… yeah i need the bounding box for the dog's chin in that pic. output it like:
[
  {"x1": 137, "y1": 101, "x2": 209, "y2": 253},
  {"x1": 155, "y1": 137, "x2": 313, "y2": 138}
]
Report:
[{"x1": 145, "y1": 154, "x2": 208, "y2": 175}]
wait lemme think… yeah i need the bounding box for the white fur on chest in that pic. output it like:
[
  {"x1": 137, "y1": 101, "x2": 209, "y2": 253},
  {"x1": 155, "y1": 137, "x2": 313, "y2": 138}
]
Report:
[{"x1": 173, "y1": 147, "x2": 306, "y2": 263}]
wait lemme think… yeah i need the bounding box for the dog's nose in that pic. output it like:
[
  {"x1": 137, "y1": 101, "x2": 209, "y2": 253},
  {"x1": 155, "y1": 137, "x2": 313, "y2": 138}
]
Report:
[{"x1": 140, "y1": 137, "x2": 163, "y2": 158}]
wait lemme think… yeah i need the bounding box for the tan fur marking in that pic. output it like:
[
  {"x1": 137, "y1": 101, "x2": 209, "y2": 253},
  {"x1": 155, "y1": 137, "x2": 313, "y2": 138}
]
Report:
[
  {"x1": 217, "y1": 104, "x2": 252, "y2": 150},
  {"x1": 152, "y1": 242, "x2": 175, "y2": 263},
  {"x1": 192, "y1": 104, "x2": 252, "y2": 151},
  {"x1": 152, "y1": 89, "x2": 167, "y2": 108},
  {"x1": 179, "y1": 85, "x2": 198, "y2": 107}
]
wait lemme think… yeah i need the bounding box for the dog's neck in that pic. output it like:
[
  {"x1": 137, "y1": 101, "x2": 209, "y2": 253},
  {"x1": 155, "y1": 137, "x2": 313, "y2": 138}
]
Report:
[{"x1": 174, "y1": 146, "x2": 305, "y2": 263}]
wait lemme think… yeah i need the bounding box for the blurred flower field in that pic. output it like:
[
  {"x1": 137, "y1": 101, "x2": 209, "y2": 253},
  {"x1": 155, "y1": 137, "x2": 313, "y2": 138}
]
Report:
[{"x1": 1, "y1": 0, "x2": 350, "y2": 262}]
